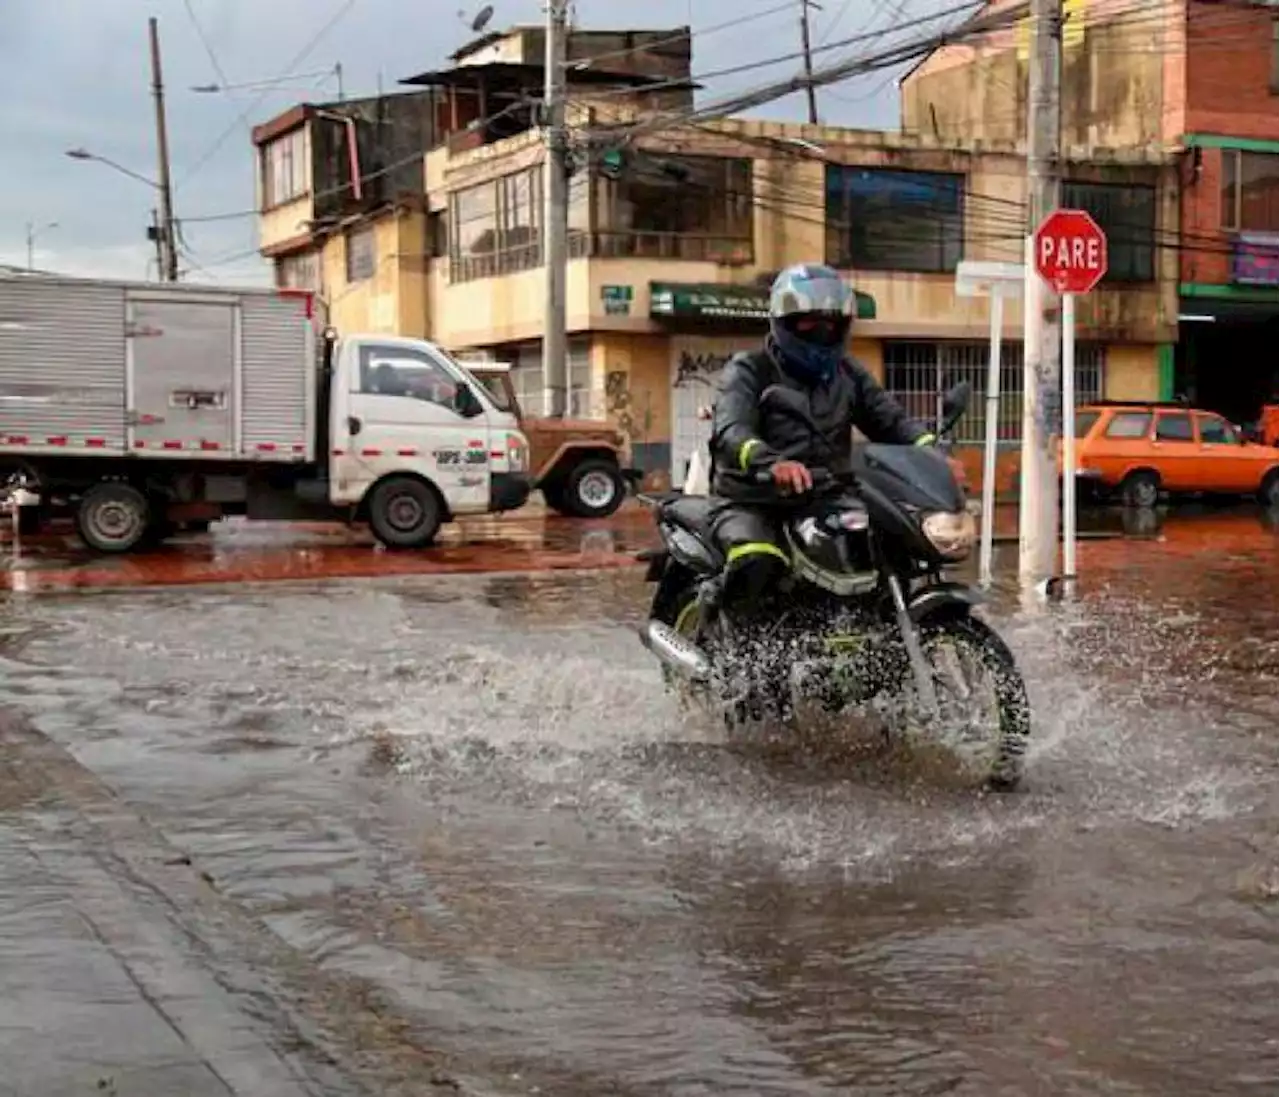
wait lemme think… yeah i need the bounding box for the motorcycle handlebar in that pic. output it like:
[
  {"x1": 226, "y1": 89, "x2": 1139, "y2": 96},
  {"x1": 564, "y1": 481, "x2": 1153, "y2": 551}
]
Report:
[{"x1": 749, "y1": 466, "x2": 839, "y2": 489}]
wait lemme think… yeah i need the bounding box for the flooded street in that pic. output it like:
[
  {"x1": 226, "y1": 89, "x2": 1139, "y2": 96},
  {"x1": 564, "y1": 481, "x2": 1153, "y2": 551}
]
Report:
[{"x1": 0, "y1": 508, "x2": 1275, "y2": 1096}]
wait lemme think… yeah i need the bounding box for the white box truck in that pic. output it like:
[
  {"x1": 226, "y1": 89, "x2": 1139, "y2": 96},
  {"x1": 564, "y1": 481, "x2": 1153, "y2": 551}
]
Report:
[{"x1": 0, "y1": 273, "x2": 532, "y2": 553}]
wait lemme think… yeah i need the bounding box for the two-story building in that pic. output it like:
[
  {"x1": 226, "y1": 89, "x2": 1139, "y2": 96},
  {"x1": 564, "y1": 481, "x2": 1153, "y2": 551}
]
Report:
[
  {"x1": 255, "y1": 21, "x2": 1182, "y2": 492},
  {"x1": 903, "y1": 0, "x2": 1278, "y2": 424}
]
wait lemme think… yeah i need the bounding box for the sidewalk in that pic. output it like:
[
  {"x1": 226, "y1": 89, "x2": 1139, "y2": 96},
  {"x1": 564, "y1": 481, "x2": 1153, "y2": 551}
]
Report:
[{"x1": 0, "y1": 715, "x2": 318, "y2": 1097}]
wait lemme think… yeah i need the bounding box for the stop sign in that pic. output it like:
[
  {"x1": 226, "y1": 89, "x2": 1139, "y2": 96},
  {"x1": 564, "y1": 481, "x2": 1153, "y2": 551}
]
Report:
[{"x1": 1034, "y1": 209, "x2": 1108, "y2": 295}]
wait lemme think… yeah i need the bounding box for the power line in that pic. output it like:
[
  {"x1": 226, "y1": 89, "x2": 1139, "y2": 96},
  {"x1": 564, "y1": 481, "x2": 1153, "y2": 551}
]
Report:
[{"x1": 176, "y1": 0, "x2": 359, "y2": 191}]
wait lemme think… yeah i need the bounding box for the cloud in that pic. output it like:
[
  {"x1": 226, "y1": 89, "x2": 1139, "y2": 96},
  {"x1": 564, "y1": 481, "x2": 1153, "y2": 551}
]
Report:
[{"x1": 4, "y1": 0, "x2": 923, "y2": 284}]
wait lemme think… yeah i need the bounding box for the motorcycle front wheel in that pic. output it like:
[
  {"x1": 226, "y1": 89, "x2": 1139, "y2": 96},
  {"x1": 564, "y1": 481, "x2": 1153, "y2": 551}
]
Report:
[{"x1": 904, "y1": 614, "x2": 1032, "y2": 791}]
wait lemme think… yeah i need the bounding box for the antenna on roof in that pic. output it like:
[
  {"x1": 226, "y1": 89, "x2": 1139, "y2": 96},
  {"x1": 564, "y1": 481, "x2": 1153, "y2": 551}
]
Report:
[{"x1": 470, "y1": 4, "x2": 494, "y2": 33}]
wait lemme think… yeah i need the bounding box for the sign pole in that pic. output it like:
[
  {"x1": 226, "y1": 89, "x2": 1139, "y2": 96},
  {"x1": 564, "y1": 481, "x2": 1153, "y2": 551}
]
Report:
[
  {"x1": 979, "y1": 292, "x2": 1004, "y2": 588},
  {"x1": 1061, "y1": 291, "x2": 1077, "y2": 582}
]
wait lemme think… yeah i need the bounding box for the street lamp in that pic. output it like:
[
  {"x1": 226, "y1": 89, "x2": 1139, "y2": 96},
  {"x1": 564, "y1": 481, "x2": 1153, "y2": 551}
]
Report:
[
  {"x1": 25, "y1": 221, "x2": 58, "y2": 271},
  {"x1": 65, "y1": 147, "x2": 160, "y2": 191},
  {"x1": 65, "y1": 147, "x2": 177, "y2": 283}
]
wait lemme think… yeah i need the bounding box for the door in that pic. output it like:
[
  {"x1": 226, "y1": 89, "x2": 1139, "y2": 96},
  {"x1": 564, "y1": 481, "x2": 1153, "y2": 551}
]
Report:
[
  {"x1": 1151, "y1": 410, "x2": 1198, "y2": 491},
  {"x1": 127, "y1": 297, "x2": 235, "y2": 453},
  {"x1": 339, "y1": 341, "x2": 489, "y2": 512},
  {"x1": 1194, "y1": 412, "x2": 1255, "y2": 492}
]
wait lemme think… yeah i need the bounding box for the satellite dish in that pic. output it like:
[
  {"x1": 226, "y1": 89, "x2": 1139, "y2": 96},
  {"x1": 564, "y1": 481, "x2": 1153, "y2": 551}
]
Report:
[{"x1": 471, "y1": 4, "x2": 494, "y2": 33}]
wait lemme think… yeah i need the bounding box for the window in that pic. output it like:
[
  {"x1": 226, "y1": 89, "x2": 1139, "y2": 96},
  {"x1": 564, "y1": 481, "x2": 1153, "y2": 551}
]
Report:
[
  {"x1": 345, "y1": 225, "x2": 375, "y2": 282},
  {"x1": 261, "y1": 128, "x2": 308, "y2": 207},
  {"x1": 826, "y1": 167, "x2": 964, "y2": 274},
  {"x1": 1062, "y1": 180, "x2": 1156, "y2": 283},
  {"x1": 1154, "y1": 412, "x2": 1194, "y2": 441},
  {"x1": 1221, "y1": 150, "x2": 1279, "y2": 233},
  {"x1": 468, "y1": 370, "x2": 516, "y2": 412},
  {"x1": 1075, "y1": 410, "x2": 1101, "y2": 438},
  {"x1": 1105, "y1": 412, "x2": 1152, "y2": 438},
  {"x1": 275, "y1": 251, "x2": 319, "y2": 290},
  {"x1": 881, "y1": 340, "x2": 1104, "y2": 444},
  {"x1": 428, "y1": 212, "x2": 448, "y2": 259},
  {"x1": 448, "y1": 169, "x2": 545, "y2": 281},
  {"x1": 355, "y1": 345, "x2": 460, "y2": 412},
  {"x1": 1197, "y1": 414, "x2": 1238, "y2": 445},
  {"x1": 597, "y1": 154, "x2": 753, "y2": 261},
  {"x1": 505, "y1": 337, "x2": 594, "y2": 418}
]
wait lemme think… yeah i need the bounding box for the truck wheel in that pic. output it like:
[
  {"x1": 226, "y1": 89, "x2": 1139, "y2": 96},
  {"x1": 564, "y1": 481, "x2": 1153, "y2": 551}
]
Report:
[
  {"x1": 368, "y1": 476, "x2": 442, "y2": 549},
  {"x1": 565, "y1": 459, "x2": 626, "y2": 518},
  {"x1": 76, "y1": 483, "x2": 150, "y2": 554}
]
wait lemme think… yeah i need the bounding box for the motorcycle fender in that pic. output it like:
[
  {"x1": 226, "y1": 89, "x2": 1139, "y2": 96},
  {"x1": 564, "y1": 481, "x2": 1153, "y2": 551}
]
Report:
[
  {"x1": 637, "y1": 548, "x2": 669, "y2": 582},
  {"x1": 907, "y1": 582, "x2": 985, "y2": 624}
]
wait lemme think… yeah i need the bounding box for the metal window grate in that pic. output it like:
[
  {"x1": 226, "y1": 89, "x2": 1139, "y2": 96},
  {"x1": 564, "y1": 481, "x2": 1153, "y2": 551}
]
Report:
[{"x1": 882, "y1": 340, "x2": 1104, "y2": 445}]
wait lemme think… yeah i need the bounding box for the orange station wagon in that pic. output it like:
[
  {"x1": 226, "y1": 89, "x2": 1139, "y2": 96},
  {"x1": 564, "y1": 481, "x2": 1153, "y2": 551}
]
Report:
[{"x1": 1069, "y1": 402, "x2": 1279, "y2": 508}]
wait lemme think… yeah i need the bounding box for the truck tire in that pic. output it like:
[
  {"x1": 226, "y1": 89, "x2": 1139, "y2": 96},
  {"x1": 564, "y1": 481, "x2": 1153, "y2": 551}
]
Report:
[
  {"x1": 368, "y1": 476, "x2": 442, "y2": 549},
  {"x1": 76, "y1": 483, "x2": 150, "y2": 554},
  {"x1": 564, "y1": 458, "x2": 626, "y2": 518}
]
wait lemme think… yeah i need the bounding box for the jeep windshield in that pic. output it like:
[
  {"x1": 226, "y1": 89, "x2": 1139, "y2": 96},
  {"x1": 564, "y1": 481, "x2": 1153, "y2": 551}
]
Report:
[{"x1": 468, "y1": 370, "x2": 515, "y2": 412}]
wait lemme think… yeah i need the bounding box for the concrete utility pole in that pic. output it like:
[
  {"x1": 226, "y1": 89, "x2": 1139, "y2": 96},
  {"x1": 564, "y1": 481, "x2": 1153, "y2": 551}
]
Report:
[
  {"x1": 1017, "y1": 0, "x2": 1063, "y2": 588},
  {"x1": 148, "y1": 16, "x2": 179, "y2": 283},
  {"x1": 541, "y1": 0, "x2": 570, "y2": 418},
  {"x1": 799, "y1": 0, "x2": 822, "y2": 125}
]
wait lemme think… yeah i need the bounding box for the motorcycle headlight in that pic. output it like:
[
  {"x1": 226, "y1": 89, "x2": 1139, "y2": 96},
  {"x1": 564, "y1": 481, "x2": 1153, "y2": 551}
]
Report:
[{"x1": 921, "y1": 509, "x2": 976, "y2": 560}]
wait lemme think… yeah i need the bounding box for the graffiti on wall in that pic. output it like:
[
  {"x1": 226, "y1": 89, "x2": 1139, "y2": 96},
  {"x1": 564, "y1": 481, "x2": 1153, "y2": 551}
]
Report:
[
  {"x1": 674, "y1": 350, "x2": 733, "y2": 389},
  {"x1": 604, "y1": 369, "x2": 636, "y2": 438}
]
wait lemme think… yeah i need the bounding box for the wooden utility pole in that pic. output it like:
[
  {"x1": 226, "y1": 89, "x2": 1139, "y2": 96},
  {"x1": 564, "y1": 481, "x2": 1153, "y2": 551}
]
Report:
[
  {"x1": 1016, "y1": 0, "x2": 1063, "y2": 588},
  {"x1": 148, "y1": 16, "x2": 179, "y2": 282},
  {"x1": 799, "y1": 0, "x2": 822, "y2": 125}
]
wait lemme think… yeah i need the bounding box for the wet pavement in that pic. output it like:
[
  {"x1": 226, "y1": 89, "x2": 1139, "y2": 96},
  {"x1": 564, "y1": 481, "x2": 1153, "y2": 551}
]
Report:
[{"x1": 0, "y1": 504, "x2": 1275, "y2": 1095}]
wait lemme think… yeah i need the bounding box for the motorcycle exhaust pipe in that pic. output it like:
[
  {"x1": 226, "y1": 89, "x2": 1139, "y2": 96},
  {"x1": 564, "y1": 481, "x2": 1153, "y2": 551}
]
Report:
[{"x1": 640, "y1": 619, "x2": 712, "y2": 682}]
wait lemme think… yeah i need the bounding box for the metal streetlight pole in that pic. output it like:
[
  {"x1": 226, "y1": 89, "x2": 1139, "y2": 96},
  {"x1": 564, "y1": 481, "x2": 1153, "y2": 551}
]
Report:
[{"x1": 25, "y1": 221, "x2": 58, "y2": 270}]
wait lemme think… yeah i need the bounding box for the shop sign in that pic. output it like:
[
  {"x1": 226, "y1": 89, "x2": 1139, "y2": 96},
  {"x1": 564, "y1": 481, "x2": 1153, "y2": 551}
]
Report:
[
  {"x1": 601, "y1": 284, "x2": 633, "y2": 316},
  {"x1": 1231, "y1": 233, "x2": 1279, "y2": 287},
  {"x1": 650, "y1": 281, "x2": 877, "y2": 322}
]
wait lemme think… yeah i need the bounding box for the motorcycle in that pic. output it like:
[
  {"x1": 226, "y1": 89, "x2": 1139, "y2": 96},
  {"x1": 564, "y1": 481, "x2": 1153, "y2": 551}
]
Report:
[{"x1": 637, "y1": 381, "x2": 1031, "y2": 790}]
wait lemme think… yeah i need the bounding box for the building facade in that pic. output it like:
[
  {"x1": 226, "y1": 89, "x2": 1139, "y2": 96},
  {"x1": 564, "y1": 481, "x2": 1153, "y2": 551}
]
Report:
[
  {"x1": 903, "y1": 0, "x2": 1279, "y2": 424},
  {"x1": 423, "y1": 116, "x2": 1178, "y2": 489},
  {"x1": 256, "y1": 22, "x2": 1185, "y2": 492}
]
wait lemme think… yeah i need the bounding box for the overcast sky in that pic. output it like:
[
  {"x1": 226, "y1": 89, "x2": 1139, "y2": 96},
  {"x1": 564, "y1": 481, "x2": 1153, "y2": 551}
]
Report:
[{"x1": 3, "y1": 0, "x2": 943, "y2": 285}]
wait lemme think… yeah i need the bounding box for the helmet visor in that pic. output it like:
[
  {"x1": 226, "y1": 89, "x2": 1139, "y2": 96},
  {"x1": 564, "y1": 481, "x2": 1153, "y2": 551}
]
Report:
[{"x1": 781, "y1": 311, "x2": 851, "y2": 349}]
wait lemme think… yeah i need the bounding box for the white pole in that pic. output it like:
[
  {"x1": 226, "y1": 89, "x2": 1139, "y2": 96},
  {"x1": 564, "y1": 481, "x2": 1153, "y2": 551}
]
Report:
[
  {"x1": 1061, "y1": 291, "x2": 1077, "y2": 580},
  {"x1": 979, "y1": 293, "x2": 1004, "y2": 587}
]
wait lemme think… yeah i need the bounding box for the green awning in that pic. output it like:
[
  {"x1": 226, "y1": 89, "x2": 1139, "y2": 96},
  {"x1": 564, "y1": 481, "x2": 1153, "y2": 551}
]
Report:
[{"x1": 649, "y1": 281, "x2": 876, "y2": 322}]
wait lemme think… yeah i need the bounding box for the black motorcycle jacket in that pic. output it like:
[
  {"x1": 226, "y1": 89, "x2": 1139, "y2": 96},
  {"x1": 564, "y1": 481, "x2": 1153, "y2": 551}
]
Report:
[{"x1": 710, "y1": 341, "x2": 930, "y2": 498}]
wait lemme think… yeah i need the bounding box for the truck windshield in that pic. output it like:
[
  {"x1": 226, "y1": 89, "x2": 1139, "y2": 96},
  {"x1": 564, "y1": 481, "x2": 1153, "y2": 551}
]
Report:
[{"x1": 466, "y1": 370, "x2": 515, "y2": 413}]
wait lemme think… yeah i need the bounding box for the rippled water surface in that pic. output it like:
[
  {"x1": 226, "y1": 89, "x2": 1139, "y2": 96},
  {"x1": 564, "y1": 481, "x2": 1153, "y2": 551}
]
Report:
[{"x1": 0, "y1": 517, "x2": 1275, "y2": 1095}]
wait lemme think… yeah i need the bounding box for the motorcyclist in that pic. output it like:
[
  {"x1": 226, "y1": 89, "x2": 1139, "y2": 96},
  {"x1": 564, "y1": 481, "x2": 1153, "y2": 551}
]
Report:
[{"x1": 708, "y1": 262, "x2": 960, "y2": 611}]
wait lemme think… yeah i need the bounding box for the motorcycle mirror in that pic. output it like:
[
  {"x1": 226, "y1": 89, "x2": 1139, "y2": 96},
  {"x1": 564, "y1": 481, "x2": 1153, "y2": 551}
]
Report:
[
  {"x1": 760, "y1": 384, "x2": 821, "y2": 433},
  {"x1": 938, "y1": 382, "x2": 972, "y2": 436}
]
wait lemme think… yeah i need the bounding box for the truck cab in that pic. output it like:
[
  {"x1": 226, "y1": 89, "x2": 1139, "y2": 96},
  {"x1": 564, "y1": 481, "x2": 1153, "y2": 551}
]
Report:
[
  {"x1": 324, "y1": 332, "x2": 532, "y2": 547},
  {"x1": 465, "y1": 362, "x2": 639, "y2": 518}
]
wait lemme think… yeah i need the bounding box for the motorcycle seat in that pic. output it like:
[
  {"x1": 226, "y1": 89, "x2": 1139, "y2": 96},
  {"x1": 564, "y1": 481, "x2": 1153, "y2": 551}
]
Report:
[{"x1": 660, "y1": 494, "x2": 718, "y2": 538}]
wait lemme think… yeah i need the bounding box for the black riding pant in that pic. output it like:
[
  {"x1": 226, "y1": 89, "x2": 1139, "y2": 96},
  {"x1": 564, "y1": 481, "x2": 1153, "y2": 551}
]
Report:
[{"x1": 709, "y1": 501, "x2": 790, "y2": 608}]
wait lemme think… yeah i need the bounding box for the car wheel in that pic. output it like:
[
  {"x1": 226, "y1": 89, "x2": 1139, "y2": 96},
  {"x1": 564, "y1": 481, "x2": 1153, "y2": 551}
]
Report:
[
  {"x1": 1260, "y1": 470, "x2": 1278, "y2": 509},
  {"x1": 1120, "y1": 470, "x2": 1160, "y2": 509},
  {"x1": 368, "y1": 476, "x2": 442, "y2": 549},
  {"x1": 76, "y1": 482, "x2": 150, "y2": 554},
  {"x1": 565, "y1": 459, "x2": 626, "y2": 518}
]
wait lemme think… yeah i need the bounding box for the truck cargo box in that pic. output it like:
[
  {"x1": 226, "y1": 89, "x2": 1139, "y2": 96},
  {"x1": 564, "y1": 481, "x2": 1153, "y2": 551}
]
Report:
[{"x1": 0, "y1": 274, "x2": 314, "y2": 463}]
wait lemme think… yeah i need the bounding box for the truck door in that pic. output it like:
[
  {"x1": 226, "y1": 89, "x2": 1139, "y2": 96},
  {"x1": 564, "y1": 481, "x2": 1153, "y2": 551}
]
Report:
[
  {"x1": 334, "y1": 341, "x2": 489, "y2": 512},
  {"x1": 127, "y1": 295, "x2": 236, "y2": 454}
]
